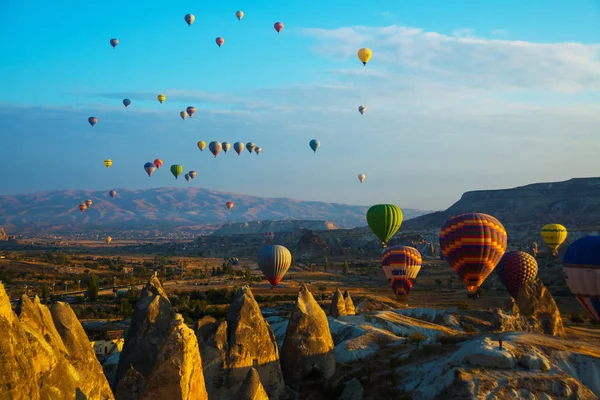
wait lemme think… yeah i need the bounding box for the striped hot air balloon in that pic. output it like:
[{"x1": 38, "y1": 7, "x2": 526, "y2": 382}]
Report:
[
  {"x1": 209, "y1": 141, "x2": 222, "y2": 157},
  {"x1": 439, "y1": 213, "x2": 507, "y2": 296},
  {"x1": 78, "y1": 203, "x2": 87, "y2": 213},
  {"x1": 144, "y1": 162, "x2": 156, "y2": 177},
  {"x1": 496, "y1": 251, "x2": 538, "y2": 300},
  {"x1": 234, "y1": 142, "x2": 245, "y2": 155},
  {"x1": 366, "y1": 204, "x2": 403, "y2": 248},
  {"x1": 382, "y1": 246, "x2": 422, "y2": 299},
  {"x1": 563, "y1": 236, "x2": 600, "y2": 322},
  {"x1": 258, "y1": 245, "x2": 292, "y2": 287},
  {"x1": 104, "y1": 159, "x2": 113, "y2": 168}
]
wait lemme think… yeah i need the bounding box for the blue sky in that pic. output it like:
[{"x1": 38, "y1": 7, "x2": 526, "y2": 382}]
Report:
[{"x1": 1, "y1": 0, "x2": 599, "y2": 210}]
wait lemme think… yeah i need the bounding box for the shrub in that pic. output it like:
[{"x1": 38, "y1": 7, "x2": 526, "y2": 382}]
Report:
[
  {"x1": 457, "y1": 300, "x2": 471, "y2": 310},
  {"x1": 570, "y1": 314, "x2": 586, "y2": 324},
  {"x1": 462, "y1": 323, "x2": 477, "y2": 333},
  {"x1": 408, "y1": 332, "x2": 426, "y2": 349}
]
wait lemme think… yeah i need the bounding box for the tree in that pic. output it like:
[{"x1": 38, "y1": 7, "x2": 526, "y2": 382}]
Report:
[
  {"x1": 41, "y1": 283, "x2": 50, "y2": 303},
  {"x1": 244, "y1": 267, "x2": 252, "y2": 282},
  {"x1": 324, "y1": 255, "x2": 329, "y2": 272},
  {"x1": 87, "y1": 274, "x2": 100, "y2": 301},
  {"x1": 343, "y1": 261, "x2": 350, "y2": 274},
  {"x1": 41, "y1": 265, "x2": 47, "y2": 280}
]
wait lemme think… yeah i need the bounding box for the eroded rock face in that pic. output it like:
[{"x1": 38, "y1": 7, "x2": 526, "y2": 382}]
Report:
[
  {"x1": 233, "y1": 368, "x2": 269, "y2": 400},
  {"x1": 113, "y1": 274, "x2": 208, "y2": 400},
  {"x1": 329, "y1": 289, "x2": 347, "y2": 318},
  {"x1": 343, "y1": 291, "x2": 356, "y2": 316},
  {"x1": 0, "y1": 283, "x2": 114, "y2": 400},
  {"x1": 491, "y1": 279, "x2": 566, "y2": 337},
  {"x1": 281, "y1": 285, "x2": 335, "y2": 388},
  {"x1": 340, "y1": 378, "x2": 363, "y2": 400}
]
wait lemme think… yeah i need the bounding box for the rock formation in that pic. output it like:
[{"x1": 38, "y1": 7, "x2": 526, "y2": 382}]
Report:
[
  {"x1": 329, "y1": 289, "x2": 347, "y2": 318},
  {"x1": 340, "y1": 378, "x2": 363, "y2": 400},
  {"x1": 295, "y1": 230, "x2": 329, "y2": 260},
  {"x1": 281, "y1": 285, "x2": 335, "y2": 388},
  {"x1": 198, "y1": 287, "x2": 284, "y2": 399},
  {"x1": 113, "y1": 274, "x2": 208, "y2": 400},
  {"x1": 0, "y1": 228, "x2": 7, "y2": 241},
  {"x1": 0, "y1": 283, "x2": 114, "y2": 400},
  {"x1": 491, "y1": 279, "x2": 566, "y2": 337},
  {"x1": 343, "y1": 291, "x2": 356, "y2": 315},
  {"x1": 233, "y1": 368, "x2": 269, "y2": 400}
]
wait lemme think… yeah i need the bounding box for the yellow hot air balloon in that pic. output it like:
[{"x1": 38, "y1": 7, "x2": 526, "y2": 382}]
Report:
[
  {"x1": 157, "y1": 94, "x2": 166, "y2": 104},
  {"x1": 358, "y1": 48, "x2": 372, "y2": 66},
  {"x1": 180, "y1": 111, "x2": 187, "y2": 120},
  {"x1": 541, "y1": 224, "x2": 568, "y2": 256},
  {"x1": 105, "y1": 236, "x2": 112, "y2": 244},
  {"x1": 104, "y1": 159, "x2": 113, "y2": 168},
  {"x1": 197, "y1": 141, "x2": 207, "y2": 151}
]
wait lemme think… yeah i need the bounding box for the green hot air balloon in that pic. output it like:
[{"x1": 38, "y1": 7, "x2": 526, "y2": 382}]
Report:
[
  {"x1": 170, "y1": 164, "x2": 183, "y2": 179},
  {"x1": 366, "y1": 204, "x2": 403, "y2": 248}
]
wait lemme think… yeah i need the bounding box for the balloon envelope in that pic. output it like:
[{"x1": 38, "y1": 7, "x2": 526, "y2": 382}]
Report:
[
  {"x1": 185, "y1": 174, "x2": 190, "y2": 182},
  {"x1": 496, "y1": 251, "x2": 538, "y2": 299},
  {"x1": 358, "y1": 174, "x2": 366, "y2": 183},
  {"x1": 541, "y1": 224, "x2": 568, "y2": 256},
  {"x1": 216, "y1": 37, "x2": 224, "y2": 47},
  {"x1": 197, "y1": 141, "x2": 206, "y2": 151},
  {"x1": 209, "y1": 141, "x2": 222, "y2": 157},
  {"x1": 144, "y1": 162, "x2": 156, "y2": 177},
  {"x1": 366, "y1": 204, "x2": 403, "y2": 248},
  {"x1": 357, "y1": 48, "x2": 372, "y2": 65},
  {"x1": 236, "y1": 10, "x2": 244, "y2": 20},
  {"x1": 189, "y1": 171, "x2": 196, "y2": 179},
  {"x1": 157, "y1": 94, "x2": 166, "y2": 103},
  {"x1": 274, "y1": 22, "x2": 284, "y2": 33},
  {"x1": 153, "y1": 158, "x2": 163, "y2": 169},
  {"x1": 104, "y1": 159, "x2": 112, "y2": 168},
  {"x1": 123, "y1": 99, "x2": 131, "y2": 108},
  {"x1": 170, "y1": 165, "x2": 183, "y2": 179},
  {"x1": 255, "y1": 146, "x2": 262, "y2": 155},
  {"x1": 222, "y1": 142, "x2": 231, "y2": 153},
  {"x1": 184, "y1": 14, "x2": 195, "y2": 26},
  {"x1": 105, "y1": 236, "x2": 112, "y2": 244},
  {"x1": 186, "y1": 106, "x2": 196, "y2": 118},
  {"x1": 382, "y1": 246, "x2": 422, "y2": 298},
  {"x1": 563, "y1": 236, "x2": 600, "y2": 321},
  {"x1": 440, "y1": 213, "x2": 507, "y2": 294},
  {"x1": 309, "y1": 139, "x2": 320, "y2": 153},
  {"x1": 79, "y1": 203, "x2": 87, "y2": 213},
  {"x1": 180, "y1": 111, "x2": 188, "y2": 120},
  {"x1": 258, "y1": 245, "x2": 292, "y2": 286},
  {"x1": 234, "y1": 142, "x2": 245, "y2": 155},
  {"x1": 88, "y1": 117, "x2": 98, "y2": 127},
  {"x1": 358, "y1": 106, "x2": 366, "y2": 114},
  {"x1": 109, "y1": 190, "x2": 117, "y2": 198},
  {"x1": 110, "y1": 38, "x2": 119, "y2": 48},
  {"x1": 85, "y1": 199, "x2": 92, "y2": 207},
  {"x1": 226, "y1": 201, "x2": 234, "y2": 210},
  {"x1": 246, "y1": 142, "x2": 256, "y2": 153}
]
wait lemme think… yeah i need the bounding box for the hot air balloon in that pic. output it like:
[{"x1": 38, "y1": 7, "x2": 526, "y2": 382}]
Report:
[
  {"x1": 180, "y1": 111, "x2": 188, "y2": 120},
  {"x1": 109, "y1": 190, "x2": 117, "y2": 198},
  {"x1": 222, "y1": 142, "x2": 231, "y2": 153},
  {"x1": 233, "y1": 142, "x2": 244, "y2": 155},
  {"x1": 440, "y1": 213, "x2": 507, "y2": 297},
  {"x1": 366, "y1": 204, "x2": 403, "y2": 248},
  {"x1": 215, "y1": 37, "x2": 224, "y2": 47},
  {"x1": 255, "y1": 146, "x2": 262, "y2": 155},
  {"x1": 157, "y1": 94, "x2": 166, "y2": 104},
  {"x1": 186, "y1": 106, "x2": 196, "y2": 118},
  {"x1": 236, "y1": 10, "x2": 244, "y2": 20},
  {"x1": 105, "y1": 236, "x2": 112, "y2": 244},
  {"x1": 184, "y1": 14, "x2": 195, "y2": 26},
  {"x1": 541, "y1": 224, "x2": 568, "y2": 256},
  {"x1": 189, "y1": 171, "x2": 197, "y2": 179},
  {"x1": 258, "y1": 245, "x2": 291, "y2": 286},
  {"x1": 274, "y1": 22, "x2": 284, "y2": 34},
  {"x1": 264, "y1": 231, "x2": 275, "y2": 243},
  {"x1": 309, "y1": 139, "x2": 320, "y2": 153},
  {"x1": 563, "y1": 235, "x2": 600, "y2": 321},
  {"x1": 104, "y1": 159, "x2": 112, "y2": 168},
  {"x1": 496, "y1": 251, "x2": 538, "y2": 300},
  {"x1": 226, "y1": 201, "x2": 234, "y2": 210},
  {"x1": 110, "y1": 38, "x2": 119, "y2": 48},
  {"x1": 144, "y1": 162, "x2": 156, "y2": 177},
  {"x1": 79, "y1": 203, "x2": 87, "y2": 213},
  {"x1": 122, "y1": 98, "x2": 131, "y2": 108},
  {"x1": 358, "y1": 105, "x2": 366, "y2": 115},
  {"x1": 85, "y1": 199, "x2": 93, "y2": 208},
  {"x1": 246, "y1": 142, "x2": 256, "y2": 153},
  {"x1": 154, "y1": 158, "x2": 163, "y2": 169},
  {"x1": 197, "y1": 141, "x2": 207, "y2": 151},
  {"x1": 88, "y1": 117, "x2": 98, "y2": 127},
  {"x1": 185, "y1": 173, "x2": 190, "y2": 182},
  {"x1": 358, "y1": 174, "x2": 366, "y2": 183},
  {"x1": 170, "y1": 164, "x2": 183, "y2": 179},
  {"x1": 358, "y1": 48, "x2": 372, "y2": 66},
  {"x1": 229, "y1": 257, "x2": 239, "y2": 266},
  {"x1": 382, "y1": 246, "x2": 422, "y2": 299},
  {"x1": 209, "y1": 141, "x2": 222, "y2": 157}
]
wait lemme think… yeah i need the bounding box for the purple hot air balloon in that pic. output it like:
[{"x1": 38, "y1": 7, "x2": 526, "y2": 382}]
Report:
[{"x1": 144, "y1": 162, "x2": 156, "y2": 177}]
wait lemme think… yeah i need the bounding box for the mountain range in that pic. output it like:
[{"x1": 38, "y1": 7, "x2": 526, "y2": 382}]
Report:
[{"x1": 0, "y1": 187, "x2": 431, "y2": 235}]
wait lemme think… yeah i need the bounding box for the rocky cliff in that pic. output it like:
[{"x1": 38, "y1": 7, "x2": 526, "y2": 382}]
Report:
[
  {"x1": 212, "y1": 219, "x2": 340, "y2": 236},
  {"x1": 0, "y1": 283, "x2": 113, "y2": 400},
  {"x1": 403, "y1": 177, "x2": 600, "y2": 233},
  {"x1": 295, "y1": 230, "x2": 329, "y2": 260}
]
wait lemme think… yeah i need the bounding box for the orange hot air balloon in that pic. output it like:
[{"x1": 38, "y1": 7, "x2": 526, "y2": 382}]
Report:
[
  {"x1": 226, "y1": 201, "x2": 234, "y2": 210},
  {"x1": 154, "y1": 158, "x2": 163, "y2": 169},
  {"x1": 79, "y1": 203, "x2": 87, "y2": 213},
  {"x1": 274, "y1": 22, "x2": 284, "y2": 34},
  {"x1": 85, "y1": 199, "x2": 93, "y2": 207},
  {"x1": 215, "y1": 37, "x2": 224, "y2": 47}
]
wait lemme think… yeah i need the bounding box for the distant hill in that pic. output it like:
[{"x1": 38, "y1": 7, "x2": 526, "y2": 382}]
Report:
[
  {"x1": 211, "y1": 220, "x2": 340, "y2": 236},
  {"x1": 0, "y1": 187, "x2": 431, "y2": 235},
  {"x1": 403, "y1": 177, "x2": 600, "y2": 233}
]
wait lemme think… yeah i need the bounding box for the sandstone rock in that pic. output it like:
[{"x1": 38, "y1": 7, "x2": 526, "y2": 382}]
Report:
[
  {"x1": 114, "y1": 274, "x2": 207, "y2": 400},
  {"x1": 329, "y1": 289, "x2": 347, "y2": 318},
  {"x1": 0, "y1": 228, "x2": 7, "y2": 241},
  {"x1": 225, "y1": 287, "x2": 284, "y2": 399},
  {"x1": 340, "y1": 378, "x2": 363, "y2": 400},
  {"x1": 199, "y1": 321, "x2": 228, "y2": 400},
  {"x1": 281, "y1": 285, "x2": 335, "y2": 388},
  {"x1": 295, "y1": 230, "x2": 329, "y2": 260},
  {"x1": 518, "y1": 349, "x2": 551, "y2": 372},
  {"x1": 194, "y1": 315, "x2": 219, "y2": 342},
  {"x1": 491, "y1": 279, "x2": 566, "y2": 337},
  {"x1": 343, "y1": 291, "x2": 355, "y2": 315},
  {"x1": 233, "y1": 368, "x2": 269, "y2": 400}
]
